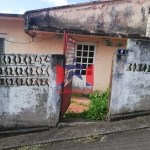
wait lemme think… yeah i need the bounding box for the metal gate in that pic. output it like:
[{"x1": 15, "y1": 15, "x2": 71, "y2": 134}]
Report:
[{"x1": 61, "y1": 32, "x2": 76, "y2": 116}]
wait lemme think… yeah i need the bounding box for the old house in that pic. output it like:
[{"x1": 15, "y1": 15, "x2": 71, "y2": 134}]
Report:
[
  {"x1": 1, "y1": 0, "x2": 137, "y2": 92},
  {"x1": 1, "y1": 0, "x2": 150, "y2": 92},
  {"x1": 1, "y1": 0, "x2": 150, "y2": 128},
  {"x1": 23, "y1": 0, "x2": 150, "y2": 91}
]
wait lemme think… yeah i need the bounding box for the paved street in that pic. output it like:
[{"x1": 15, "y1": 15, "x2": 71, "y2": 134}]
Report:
[
  {"x1": 44, "y1": 128, "x2": 150, "y2": 150},
  {"x1": 2, "y1": 116, "x2": 150, "y2": 150}
]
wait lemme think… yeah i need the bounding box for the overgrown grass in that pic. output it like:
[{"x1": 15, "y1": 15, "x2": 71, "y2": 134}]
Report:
[
  {"x1": 71, "y1": 100, "x2": 88, "y2": 107},
  {"x1": 71, "y1": 93, "x2": 91, "y2": 98},
  {"x1": 64, "y1": 89, "x2": 108, "y2": 120}
]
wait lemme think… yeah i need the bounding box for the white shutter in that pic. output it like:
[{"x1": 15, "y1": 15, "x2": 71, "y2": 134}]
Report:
[{"x1": 0, "y1": 38, "x2": 4, "y2": 54}]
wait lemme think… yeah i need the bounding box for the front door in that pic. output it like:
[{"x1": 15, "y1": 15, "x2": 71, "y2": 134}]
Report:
[{"x1": 72, "y1": 42, "x2": 96, "y2": 91}]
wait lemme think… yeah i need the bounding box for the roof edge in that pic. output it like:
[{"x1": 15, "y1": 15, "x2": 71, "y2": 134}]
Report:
[
  {"x1": 24, "y1": 0, "x2": 123, "y2": 14},
  {"x1": 0, "y1": 13, "x2": 23, "y2": 18}
]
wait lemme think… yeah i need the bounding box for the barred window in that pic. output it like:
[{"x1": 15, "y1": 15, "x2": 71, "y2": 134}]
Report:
[{"x1": 0, "y1": 38, "x2": 5, "y2": 54}]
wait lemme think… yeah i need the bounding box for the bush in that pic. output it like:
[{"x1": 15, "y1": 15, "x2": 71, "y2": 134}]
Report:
[
  {"x1": 64, "y1": 89, "x2": 108, "y2": 120},
  {"x1": 87, "y1": 89, "x2": 108, "y2": 120}
]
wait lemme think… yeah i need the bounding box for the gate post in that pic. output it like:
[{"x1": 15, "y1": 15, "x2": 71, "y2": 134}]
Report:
[{"x1": 108, "y1": 39, "x2": 150, "y2": 121}]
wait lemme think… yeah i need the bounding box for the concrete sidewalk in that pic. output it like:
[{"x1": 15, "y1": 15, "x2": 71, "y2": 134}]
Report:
[{"x1": 1, "y1": 115, "x2": 150, "y2": 149}]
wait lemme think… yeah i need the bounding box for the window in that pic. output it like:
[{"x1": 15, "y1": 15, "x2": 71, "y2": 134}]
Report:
[
  {"x1": 0, "y1": 38, "x2": 5, "y2": 54},
  {"x1": 76, "y1": 43, "x2": 95, "y2": 75}
]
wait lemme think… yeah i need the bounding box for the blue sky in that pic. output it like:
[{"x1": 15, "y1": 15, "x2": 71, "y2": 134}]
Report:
[{"x1": 0, "y1": 0, "x2": 90, "y2": 14}]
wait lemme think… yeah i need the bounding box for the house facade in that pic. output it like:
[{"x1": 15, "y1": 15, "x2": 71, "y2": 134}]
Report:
[
  {"x1": 1, "y1": 0, "x2": 150, "y2": 127},
  {"x1": 1, "y1": 0, "x2": 150, "y2": 92}
]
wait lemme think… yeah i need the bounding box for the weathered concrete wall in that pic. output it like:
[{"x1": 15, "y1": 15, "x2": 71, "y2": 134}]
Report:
[
  {"x1": 0, "y1": 54, "x2": 63, "y2": 130},
  {"x1": 109, "y1": 38, "x2": 150, "y2": 121},
  {"x1": 25, "y1": 0, "x2": 150, "y2": 37}
]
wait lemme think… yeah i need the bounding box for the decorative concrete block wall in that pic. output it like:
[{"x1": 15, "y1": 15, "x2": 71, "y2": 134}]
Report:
[
  {"x1": 109, "y1": 39, "x2": 150, "y2": 121},
  {"x1": 0, "y1": 54, "x2": 63, "y2": 130}
]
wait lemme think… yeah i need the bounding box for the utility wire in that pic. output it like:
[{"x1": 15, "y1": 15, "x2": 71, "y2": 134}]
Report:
[
  {"x1": 5, "y1": 35, "x2": 57, "y2": 44},
  {"x1": 5, "y1": 39, "x2": 31, "y2": 44},
  {"x1": 32, "y1": 35, "x2": 57, "y2": 42}
]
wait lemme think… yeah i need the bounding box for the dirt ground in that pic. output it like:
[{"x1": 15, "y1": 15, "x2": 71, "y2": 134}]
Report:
[{"x1": 67, "y1": 97, "x2": 90, "y2": 113}]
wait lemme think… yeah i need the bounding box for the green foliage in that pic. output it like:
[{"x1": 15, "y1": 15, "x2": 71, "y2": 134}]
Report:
[
  {"x1": 64, "y1": 89, "x2": 108, "y2": 120},
  {"x1": 15, "y1": 144, "x2": 41, "y2": 150},
  {"x1": 87, "y1": 89, "x2": 108, "y2": 120},
  {"x1": 64, "y1": 110, "x2": 88, "y2": 119},
  {"x1": 71, "y1": 100, "x2": 88, "y2": 107},
  {"x1": 71, "y1": 93, "x2": 90, "y2": 98},
  {"x1": 93, "y1": 133, "x2": 99, "y2": 139}
]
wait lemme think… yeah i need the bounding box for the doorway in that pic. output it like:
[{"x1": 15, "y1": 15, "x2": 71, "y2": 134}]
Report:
[{"x1": 72, "y1": 42, "x2": 96, "y2": 91}]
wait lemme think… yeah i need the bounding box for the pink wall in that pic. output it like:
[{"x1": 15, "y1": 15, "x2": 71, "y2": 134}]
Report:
[
  {"x1": 0, "y1": 17, "x2": 63, "y2": 54},
  {"x1": 0, "y1": 17, "x2": 127, "y2": 91},
  {"x1": 71, "y1": 35, "x2": 127, "y2": 91},
  {"x1": 95, "y1": 38, "x2": 127, "y2": 91}
]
